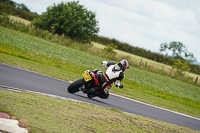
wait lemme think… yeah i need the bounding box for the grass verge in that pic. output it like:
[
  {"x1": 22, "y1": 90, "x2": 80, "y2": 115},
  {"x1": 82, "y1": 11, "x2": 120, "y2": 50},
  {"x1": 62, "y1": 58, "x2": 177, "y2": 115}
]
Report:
[
  {"x1": 0, "y1": 26, "x2": 200, "y2": 119},
  {"x1": 0, "y1": 89, "x2": 198, "y2": 133}
]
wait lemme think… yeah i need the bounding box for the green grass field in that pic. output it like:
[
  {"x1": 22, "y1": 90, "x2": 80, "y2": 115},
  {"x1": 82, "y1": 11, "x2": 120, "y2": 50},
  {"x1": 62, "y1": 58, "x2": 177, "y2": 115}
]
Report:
[
  {"x1": 0, "y1": 26, "x2": 200, "y2": 119},
  {"x1": 1, "y1": 89, "x2": 198, "y2": 133}
]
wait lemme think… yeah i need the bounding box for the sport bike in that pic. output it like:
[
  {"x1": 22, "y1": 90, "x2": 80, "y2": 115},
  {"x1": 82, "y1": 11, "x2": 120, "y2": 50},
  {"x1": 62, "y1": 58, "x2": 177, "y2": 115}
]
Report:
[{"x1": 67, "y1": 70, "x2": 112, "y2": 99}]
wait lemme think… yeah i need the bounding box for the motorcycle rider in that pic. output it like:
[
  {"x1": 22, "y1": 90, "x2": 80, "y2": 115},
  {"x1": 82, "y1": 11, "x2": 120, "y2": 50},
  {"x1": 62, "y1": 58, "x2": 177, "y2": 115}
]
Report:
[{"x1": 88, "y1": 59, "x2": 129, "y2": 99}]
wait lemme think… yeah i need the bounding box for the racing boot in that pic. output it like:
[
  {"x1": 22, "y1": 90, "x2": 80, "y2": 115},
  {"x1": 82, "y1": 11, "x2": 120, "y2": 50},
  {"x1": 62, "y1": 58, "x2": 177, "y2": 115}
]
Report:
[
  {"x1": 87, "y1": 92, "x2": 96, "y2": 99},
  {"x1": 87, "y1": 89, "x2": 99, "y2": 99},
  {"x1": 87, "y1": 90, "x2": 109, "y2": 99}
]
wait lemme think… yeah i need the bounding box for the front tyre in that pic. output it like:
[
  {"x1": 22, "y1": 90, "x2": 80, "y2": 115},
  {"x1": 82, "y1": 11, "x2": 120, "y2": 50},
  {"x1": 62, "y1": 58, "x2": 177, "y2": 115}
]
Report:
[{"x1": 67, "y1": 78, "x2": 85, "y2": 93}]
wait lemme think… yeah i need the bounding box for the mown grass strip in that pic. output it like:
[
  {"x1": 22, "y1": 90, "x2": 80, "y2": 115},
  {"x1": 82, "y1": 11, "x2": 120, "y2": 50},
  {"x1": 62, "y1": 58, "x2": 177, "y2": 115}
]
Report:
[
  {"x1": 0, "y1": 26, "x2": 200, "y2": 118},
  {"x1": 0, "y1": 89, "x2": 198, "y2": 133}
]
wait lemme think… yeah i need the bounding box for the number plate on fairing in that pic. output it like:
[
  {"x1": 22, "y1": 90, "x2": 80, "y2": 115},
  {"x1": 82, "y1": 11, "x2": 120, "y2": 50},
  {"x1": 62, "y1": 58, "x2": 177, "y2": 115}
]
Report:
[{"x1": 82, "y1": 72, "x2": 92, "y2": 82}]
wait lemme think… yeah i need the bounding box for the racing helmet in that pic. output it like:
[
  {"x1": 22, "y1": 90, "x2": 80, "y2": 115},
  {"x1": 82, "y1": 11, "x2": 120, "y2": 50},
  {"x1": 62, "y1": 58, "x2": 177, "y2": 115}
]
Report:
[{"x1": 118, "y1": 59, "x2": 129, "y2": 72}]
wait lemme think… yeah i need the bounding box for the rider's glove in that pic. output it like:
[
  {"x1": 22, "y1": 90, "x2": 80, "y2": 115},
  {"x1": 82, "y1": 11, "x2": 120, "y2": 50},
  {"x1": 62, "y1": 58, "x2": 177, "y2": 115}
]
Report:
[
  {"x1": 102, "y1": 61, "x2": 109, "y2": 66},
  {"x1": 115, "y1": 80, "x2": 121, "y2": 88}
]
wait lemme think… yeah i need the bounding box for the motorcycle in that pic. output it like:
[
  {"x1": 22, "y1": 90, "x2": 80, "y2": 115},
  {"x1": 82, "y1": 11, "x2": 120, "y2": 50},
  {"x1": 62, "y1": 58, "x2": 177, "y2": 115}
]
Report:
[{"x1": 67, "y1": 70, "x2": 112, "y2": 99}]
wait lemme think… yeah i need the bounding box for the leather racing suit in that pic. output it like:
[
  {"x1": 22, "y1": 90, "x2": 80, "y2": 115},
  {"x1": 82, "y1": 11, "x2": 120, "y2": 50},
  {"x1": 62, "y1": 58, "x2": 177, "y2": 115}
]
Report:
[{"x1": 91, "y1": 61, "x2": 124, "y2": 99}]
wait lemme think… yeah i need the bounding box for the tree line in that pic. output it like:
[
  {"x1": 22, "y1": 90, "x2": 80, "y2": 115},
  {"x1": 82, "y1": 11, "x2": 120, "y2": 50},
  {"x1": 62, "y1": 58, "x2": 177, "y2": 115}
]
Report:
[{"x1": 0, "y1": 0, "x2": 38, "y2": 20}]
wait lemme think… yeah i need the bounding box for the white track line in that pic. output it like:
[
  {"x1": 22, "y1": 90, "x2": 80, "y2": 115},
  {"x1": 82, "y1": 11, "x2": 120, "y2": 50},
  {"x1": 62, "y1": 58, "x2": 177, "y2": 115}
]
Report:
[
  {"x1": 0, "y1": 85, "x2": 78, "y2": 102},
  {"x1": 0, "y1": 85, "x2": 121, "y2": 115},
  {"x1": 111, "y1": 93, "x2": 200, "y2": 121}
]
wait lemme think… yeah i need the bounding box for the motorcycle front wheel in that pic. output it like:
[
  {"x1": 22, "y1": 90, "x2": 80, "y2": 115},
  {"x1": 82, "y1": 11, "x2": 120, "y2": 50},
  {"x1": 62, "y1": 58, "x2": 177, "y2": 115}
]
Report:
[{"x1": 67, "y1": 78, "x2": 86, "y2": 93}]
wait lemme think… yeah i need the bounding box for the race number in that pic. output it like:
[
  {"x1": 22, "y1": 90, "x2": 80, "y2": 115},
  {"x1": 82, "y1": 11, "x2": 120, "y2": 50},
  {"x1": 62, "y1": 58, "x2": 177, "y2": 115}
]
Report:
[{"x1": 82, "y1": 72, "x2": 92, "y2": 82}]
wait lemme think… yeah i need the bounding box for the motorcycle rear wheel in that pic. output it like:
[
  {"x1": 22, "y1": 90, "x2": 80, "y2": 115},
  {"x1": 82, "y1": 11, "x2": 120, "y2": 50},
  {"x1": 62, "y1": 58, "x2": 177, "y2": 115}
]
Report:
[{"x1": 67, "y1": 78, "x2": 86, "y2": 93}]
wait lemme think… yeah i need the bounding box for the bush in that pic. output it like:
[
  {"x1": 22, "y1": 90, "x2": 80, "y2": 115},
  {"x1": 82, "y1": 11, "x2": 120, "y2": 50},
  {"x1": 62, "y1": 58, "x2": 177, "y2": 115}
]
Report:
[
  {"x1": 172, "y1": 60, "x2": 191, "y2": 76},
  {"x1": 32, "y1": 1, "x2": 99, "y2": 43}
]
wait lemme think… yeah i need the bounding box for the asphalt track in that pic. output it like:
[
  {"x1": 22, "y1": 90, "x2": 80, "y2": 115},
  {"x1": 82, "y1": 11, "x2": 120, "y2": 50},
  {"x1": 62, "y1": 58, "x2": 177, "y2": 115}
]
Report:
[{"x1": 0, "y1": 62, "x2": 200, "y2": 131}]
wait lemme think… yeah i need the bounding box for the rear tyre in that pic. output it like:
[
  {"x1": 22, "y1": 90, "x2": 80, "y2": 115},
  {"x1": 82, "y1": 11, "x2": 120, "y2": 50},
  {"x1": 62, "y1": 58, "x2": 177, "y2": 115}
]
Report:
[{"x1": 67, "y1": 78, "x2": 86, "y2": 93}]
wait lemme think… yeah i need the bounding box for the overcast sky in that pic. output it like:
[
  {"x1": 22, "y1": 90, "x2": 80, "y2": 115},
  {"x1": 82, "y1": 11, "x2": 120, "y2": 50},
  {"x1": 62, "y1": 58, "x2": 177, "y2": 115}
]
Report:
[{"x1": 14, "y1": 0, "x2": 200, "y2": 62}]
